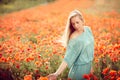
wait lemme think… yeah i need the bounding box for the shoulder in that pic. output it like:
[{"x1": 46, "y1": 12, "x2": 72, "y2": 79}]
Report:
[
  {"x1": 84, "y1": 26, "x2": 91, "y2": 30},
  {"x1": 84, "y1": 26, "x2": 92, "y2": 33}
]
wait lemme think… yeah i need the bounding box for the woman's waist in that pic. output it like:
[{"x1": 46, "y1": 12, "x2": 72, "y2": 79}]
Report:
[{"x1": 74, "y1": 61, "x2": 92, "y2": 66}]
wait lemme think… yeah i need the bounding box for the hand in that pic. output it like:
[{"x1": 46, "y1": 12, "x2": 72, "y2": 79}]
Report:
[
  {"x1": 47, "y1": 73, "x2": 57, "y2": 80},
  {"x1": 90, "y1": 68, "x2": 94, "y2": 74}
]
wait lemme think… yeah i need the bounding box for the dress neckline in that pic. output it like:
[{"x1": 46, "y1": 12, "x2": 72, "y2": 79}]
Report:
[{"x1": 69, "y1": 26, "x2": 86, "y2": 42}]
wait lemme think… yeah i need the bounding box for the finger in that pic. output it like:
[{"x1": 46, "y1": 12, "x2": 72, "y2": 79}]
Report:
[{"x1": 47, "y1": 74, "x2": 52, "y2": 77}]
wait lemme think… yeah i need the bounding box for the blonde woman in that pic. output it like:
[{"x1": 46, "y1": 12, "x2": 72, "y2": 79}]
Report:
[{"x1": 48, "y1": 9, "x2": 94, "y2": 80}]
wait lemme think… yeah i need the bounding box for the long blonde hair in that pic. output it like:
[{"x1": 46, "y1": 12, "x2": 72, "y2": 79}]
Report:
[{"x1": 58, "y1": 10, "x2": 85, "y2": 47}]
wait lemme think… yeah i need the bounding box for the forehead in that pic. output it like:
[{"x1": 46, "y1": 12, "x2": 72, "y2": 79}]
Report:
[{"x1": 70, "y1": 15, "x2": 81, "y2": 22}]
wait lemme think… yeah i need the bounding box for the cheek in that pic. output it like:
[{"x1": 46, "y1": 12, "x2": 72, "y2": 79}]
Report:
[
  {"x1": 77, "y1": 23, "x2": 82, "y2": 27},
  {"x1": 79, "y1": 22, "x2": 84, "y2": 26}
]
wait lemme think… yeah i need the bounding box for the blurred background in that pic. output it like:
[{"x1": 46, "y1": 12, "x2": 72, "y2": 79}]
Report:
[
  {"x1": 0, "y1": 0, "x2": 120, "y2": 16},
  {"x1": 0, "y1": 0, "x2": 55, "y2": 15},
  {"x1": 0, "y1": 0, "x2": 120, "y2": 80}
]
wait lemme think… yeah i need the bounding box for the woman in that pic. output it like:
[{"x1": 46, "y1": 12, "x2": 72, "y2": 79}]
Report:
[{"x1": 48, "y1": 9, "x2": 94, "y2": 80}]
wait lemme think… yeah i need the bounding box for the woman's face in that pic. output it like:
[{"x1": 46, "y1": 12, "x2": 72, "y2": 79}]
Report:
[{"x1": 70, "y1": 15, "x2": 84, "y2": 31}]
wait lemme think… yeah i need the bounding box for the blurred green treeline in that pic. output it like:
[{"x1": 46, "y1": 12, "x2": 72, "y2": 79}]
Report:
[{"x1": 0, "y1": 0, "x2": 55, "y2": 15}]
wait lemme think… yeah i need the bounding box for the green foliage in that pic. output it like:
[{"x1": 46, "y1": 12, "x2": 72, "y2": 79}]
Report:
[
  {"x1": 0, "y1": 0, "x2": 56, "y2": 15},
  {"x1": 0, "y1": 0, "x2": 15, "y2": 4},
  {"x1": 29, "y1": 36, "x2": 37, "y2": 44},
  {"x1": 93, "y1": 55, "x2": 120, "y2": 79}
]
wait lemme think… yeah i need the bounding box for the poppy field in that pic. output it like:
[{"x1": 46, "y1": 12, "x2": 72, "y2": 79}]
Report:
[{"x1": 0, "y1": 0, "x2": 120, "y2": 80}]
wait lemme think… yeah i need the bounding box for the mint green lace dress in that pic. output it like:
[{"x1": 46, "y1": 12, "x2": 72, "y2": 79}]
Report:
[{"x1": 64, "y1": 26, "x2": 94, "y2": 80}]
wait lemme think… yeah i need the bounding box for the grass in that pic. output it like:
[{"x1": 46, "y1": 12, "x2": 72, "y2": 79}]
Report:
[{"x1": 0, "y1": 0, "x2": 55, "y2": 16}]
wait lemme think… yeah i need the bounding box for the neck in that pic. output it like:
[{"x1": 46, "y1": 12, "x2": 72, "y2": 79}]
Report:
[{"x1": 76, "y1": 28, "x2": 84, "y2": 33}]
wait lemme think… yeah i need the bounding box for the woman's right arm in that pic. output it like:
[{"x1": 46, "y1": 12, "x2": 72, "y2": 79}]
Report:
[
  {"x1": 54, "y1": 60, "x2": 68, "y2": 76},
  {"x1": 47, "y1": 61, "x2": 67, "y2": 80}
]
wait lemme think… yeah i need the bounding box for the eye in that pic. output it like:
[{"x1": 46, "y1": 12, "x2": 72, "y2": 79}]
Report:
[{"x1": 76, "y1": 21, "x2": 79, "y2": 24}]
